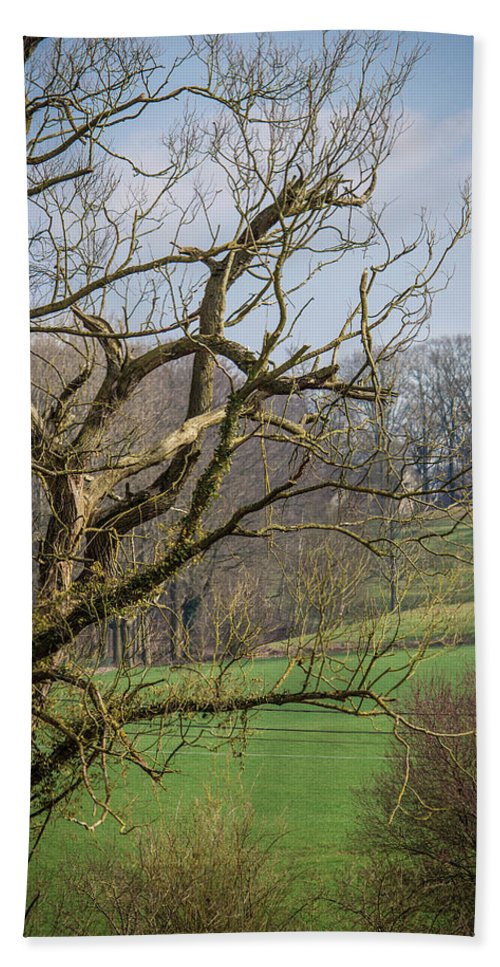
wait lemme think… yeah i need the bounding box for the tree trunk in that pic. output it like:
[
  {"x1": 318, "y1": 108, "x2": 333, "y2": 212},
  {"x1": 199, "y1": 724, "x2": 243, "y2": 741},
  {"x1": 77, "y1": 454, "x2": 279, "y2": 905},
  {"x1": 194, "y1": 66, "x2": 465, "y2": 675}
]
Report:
[{"x1": 38, "y1": 473, "x2": 85, "y2": 596}]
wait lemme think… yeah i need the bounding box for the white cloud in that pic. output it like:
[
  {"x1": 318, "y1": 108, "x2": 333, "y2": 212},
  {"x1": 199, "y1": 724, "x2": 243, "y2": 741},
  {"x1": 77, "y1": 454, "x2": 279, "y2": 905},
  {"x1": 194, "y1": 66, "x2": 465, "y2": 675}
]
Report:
[{"x1": 377, "y1": 108, "x2": 472, "y2": 216}]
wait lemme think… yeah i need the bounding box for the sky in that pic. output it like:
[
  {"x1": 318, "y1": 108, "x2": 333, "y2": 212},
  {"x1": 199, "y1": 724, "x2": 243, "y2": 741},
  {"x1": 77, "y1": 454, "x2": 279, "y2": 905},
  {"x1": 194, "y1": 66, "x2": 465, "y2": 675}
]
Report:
[{"x1": 101, "y1": 29, "x2": 473, "y2": 355}]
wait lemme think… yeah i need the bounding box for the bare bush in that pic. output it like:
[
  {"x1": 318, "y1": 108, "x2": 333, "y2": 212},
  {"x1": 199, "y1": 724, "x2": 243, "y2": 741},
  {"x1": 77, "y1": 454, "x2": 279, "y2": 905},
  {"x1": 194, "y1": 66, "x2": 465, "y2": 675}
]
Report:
[
  {"x1": 29, "y1": 790, "x2": 317, "y2": 936},
  {"x1": 327, "y1": 670, "x2": 476, "y2": 935}
]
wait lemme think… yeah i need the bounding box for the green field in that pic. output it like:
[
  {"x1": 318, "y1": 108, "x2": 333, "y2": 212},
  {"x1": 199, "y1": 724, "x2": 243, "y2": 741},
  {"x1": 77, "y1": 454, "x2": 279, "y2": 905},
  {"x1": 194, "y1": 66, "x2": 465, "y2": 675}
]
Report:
[
  {"x1": 354, "y1": 515, "x2": 473, "y2": 616},
  {"x1": 27, "y1": 642, "x2": 475, "y2": 935}
]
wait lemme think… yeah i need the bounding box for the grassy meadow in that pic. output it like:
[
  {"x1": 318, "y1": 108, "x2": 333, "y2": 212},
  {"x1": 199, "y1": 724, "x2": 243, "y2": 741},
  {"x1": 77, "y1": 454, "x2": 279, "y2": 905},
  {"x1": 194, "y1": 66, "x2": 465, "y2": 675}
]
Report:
[
  {"x1": 26, "y1": 514, "x2": 475, "y2": 933},
  {"x1": 27, "y1": 639, "x2": 475, "y2": 935}
]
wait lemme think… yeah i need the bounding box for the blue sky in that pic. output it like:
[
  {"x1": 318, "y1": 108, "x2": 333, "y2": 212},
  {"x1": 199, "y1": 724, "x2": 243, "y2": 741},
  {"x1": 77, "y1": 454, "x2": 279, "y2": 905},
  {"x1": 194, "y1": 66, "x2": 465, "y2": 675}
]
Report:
[
  {"x1": 102, "y1": 29, "x2": 472, "y2": 354},
  {"x1": 402, "y1": 32, "x2": 472, "y2": 119},
  {"x1": 25, "y1": 29, "x2": 473, "y2": 356}
]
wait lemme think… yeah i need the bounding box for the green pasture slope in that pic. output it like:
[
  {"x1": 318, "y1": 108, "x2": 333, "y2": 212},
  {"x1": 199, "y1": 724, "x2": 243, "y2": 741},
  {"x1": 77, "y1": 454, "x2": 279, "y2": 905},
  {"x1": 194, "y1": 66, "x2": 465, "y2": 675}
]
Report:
[
  {"x1": 27, "y1": 642, "x2": 475, "y2": 935},
  {"x1": 357, "y1": 515, "x2": 474, "y2": 618}
]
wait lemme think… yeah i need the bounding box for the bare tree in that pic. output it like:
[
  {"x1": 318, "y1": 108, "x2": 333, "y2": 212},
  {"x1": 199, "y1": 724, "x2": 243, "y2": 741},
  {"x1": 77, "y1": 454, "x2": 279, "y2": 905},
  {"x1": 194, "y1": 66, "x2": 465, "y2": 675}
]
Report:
[
  {"x1": 402, "y1": 336, "x2": 472, "y2": 504},
  {"x1": 26, "y1": 34, "x2": 472, "y2": 833}
]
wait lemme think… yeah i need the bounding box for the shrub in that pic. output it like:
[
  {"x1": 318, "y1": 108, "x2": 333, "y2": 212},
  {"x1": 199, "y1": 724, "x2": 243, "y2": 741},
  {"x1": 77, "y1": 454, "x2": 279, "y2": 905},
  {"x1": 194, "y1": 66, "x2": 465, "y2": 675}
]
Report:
[
  {"x1": 329, "y1": 670, "x2": 476, "y2": 935},
  {"x1": 37, "y1": 790, "x2": 317, "y2": 936}
]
